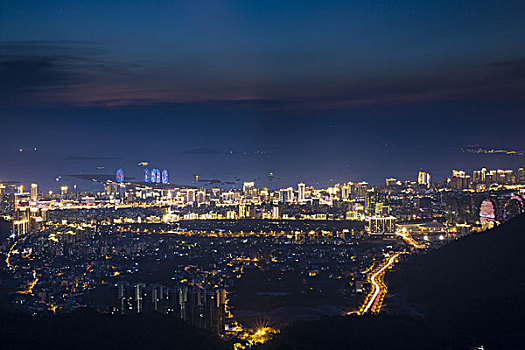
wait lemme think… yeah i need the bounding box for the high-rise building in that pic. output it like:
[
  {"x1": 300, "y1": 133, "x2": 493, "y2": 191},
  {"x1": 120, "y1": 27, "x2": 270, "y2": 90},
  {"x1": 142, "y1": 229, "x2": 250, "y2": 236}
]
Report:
[
  {"x1": 298, "y1": 183, "x2": 305, "y2": 202},
  {"x1": 481, "y1": 167, "x2": 487, "y2": 182},
  {"x1": 287, "y1": 187, "x2": 294, "y2": 202},
  {"x1": 61, "y1": 186, "x2": 68, "y2": 197},
  {"x1": 113, "y1": 282, "x2": 224, "y2": 333},
  {"x1": 184, "y1": 287, "x2": 204, "y2": 329},
  {"x1": 30, "y1": 183, "x2": 38, "y2": 201},
  {"x1": 116, "y1": 168, "x2": 124, "y2": 183},
  {"x1": 150, "y1": 168, "x2": 161, "y2": 183},
  {"x1": 341, "y1": 183, "x2": 350, "y2": 200},
  {"x1": 243, "y1": 182, "x2": 255, "y2": 201},
  {"x1": 368, "y1": 216, "x2": 396, "y2": 234},
  {"x1": 134, "y1": 283, "x2": 145, "y2": 313},
  {"x1": 279, "y1": 189, "x2": 288, "y2": 203},
  {"x1": 272, "y1": 205, "x2": 281, "y2": 219},
  {"x1": 12, "y1": 217, "x2": 29, "y2": 236},
  {"x1": 448, "y1": 175, "x2": 471, "y2": 190},
  {"x1": 355, "y1": 182, "x2": 369, "y2": 200},
  {"x1": 473, "y1": 170, "x2": 481, "y2": 183},
  {"x1": 452, "y1": 170, "x2": 466, "y2": 178},
  {"x1": 518, "y1": 168, "x2": 525, "y2": 184},
  {"x1": 385, "y1": 178, "x2": 398, "y2": 187},
  {"x1": 179, "y1": 286, "x2": 188, "y2": 320},
  {"x1": 186, "y1": 189, "x2": 196, "y2": 203},
  {"x1": 151, "y1": 284, "x2": 165, "y2": 313},
  {"x1": 161, "y1": 169, "x2": 169, "y2": 184},
  {"x1": 418, "y1": 171, "x2": 431, "y2": 186},
  {"x1": 114, "y1": 281, "x2": 132, "y2": 314},
  {"x1": 196, "y1": 190, "x2": 206, "y2": 204},
  {"x1": 204, "y1": 289, "x2": 226, "y2": 335},
  {"x1": 238, "y1": 204, "x2": 246, "y2": 218}
]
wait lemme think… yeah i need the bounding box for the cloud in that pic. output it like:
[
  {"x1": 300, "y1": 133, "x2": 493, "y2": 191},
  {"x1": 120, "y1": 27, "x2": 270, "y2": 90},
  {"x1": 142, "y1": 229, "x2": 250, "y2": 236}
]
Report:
[
  {"x1": 0, "y1": 57, "x2": 80, "y2": 91},
  {"x1": 1, "y1": 40, "x2": 524, "y2": 110},
  {"x1": 0, "y1": 41, "x2": 142, "y2": 105},
  {"x1": 269, "y1": 58, "x2": 525, "y2": 110},
  {"x1": 488, "y1": 57, "x2": 525, "y2": 78}
]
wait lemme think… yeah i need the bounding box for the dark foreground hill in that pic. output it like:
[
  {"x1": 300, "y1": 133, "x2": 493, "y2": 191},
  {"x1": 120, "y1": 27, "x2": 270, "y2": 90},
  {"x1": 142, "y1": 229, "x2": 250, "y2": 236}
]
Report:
[
  {"x1": 0, "y1": 309, "x2": 227, "y2": 350},
  {"x1": 388, "y1": 213, "x2": 525, "y2": 348},
  {"x1": 260, "y1": 215, "x2": 525, "y2": 349},
  {"x1": 259, "y1": 314, "x2": 476, "y2": 350}
]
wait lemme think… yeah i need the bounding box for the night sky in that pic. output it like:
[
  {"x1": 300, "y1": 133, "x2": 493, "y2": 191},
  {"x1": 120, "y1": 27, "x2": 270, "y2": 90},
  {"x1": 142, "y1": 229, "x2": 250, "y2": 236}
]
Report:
[{"x1": 1, "y1": 1, "x2": 525, "y2": 190}]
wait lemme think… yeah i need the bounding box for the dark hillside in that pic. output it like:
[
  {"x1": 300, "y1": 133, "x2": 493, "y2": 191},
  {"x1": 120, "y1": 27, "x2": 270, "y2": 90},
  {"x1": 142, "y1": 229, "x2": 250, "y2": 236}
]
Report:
[
  {"x1": 0, "y1": 309, "x2": 227, "y2": 350},
  {"x1": 261, "y1": 215, "x2": 525, "y2": 349},
  {"x1": 387, "y1": 214, "x2": 525, "y2": 348}
]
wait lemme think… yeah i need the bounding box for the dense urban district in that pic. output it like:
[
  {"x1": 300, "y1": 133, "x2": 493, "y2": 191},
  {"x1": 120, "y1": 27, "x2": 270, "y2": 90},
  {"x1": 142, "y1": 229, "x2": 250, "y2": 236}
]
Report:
[{"x1": 1, "y1": 166, "x2": 525, "y2": 347}]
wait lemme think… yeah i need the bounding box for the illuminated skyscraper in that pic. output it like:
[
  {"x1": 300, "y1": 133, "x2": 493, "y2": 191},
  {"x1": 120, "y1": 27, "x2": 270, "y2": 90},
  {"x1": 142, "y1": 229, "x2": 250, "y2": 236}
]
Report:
[
  {"x1": 417, "y1": 171, "x2": 431, "y2": 186},
  {"x1": 30, "y1": 183, "x2": 38, "y2": 201},
  {"x1": 150, "y1": 169, "x2": 157, "y2": 183},
  {"x1": 272, "y1": 205, "x2": 281, "y2": 218},
  {"x1": 161, "y1": 169, "x2": 169, "y2": 184},
  {"x1": 279, "y1": 189, "x2": 288, "y2": 203},
  {"x1": 287, "y1": 187, "x2": 294, "y2": 202},
  {"x1": 116, "y1": 168, "x2": 124, "y2": 183},
  {"x1": 355, "y1": 182, "x2": 369, "y2": 200},
  {"x1": 341, "y1": 183, "x2": 350, "y2": 200},
  {"x1": 518, "y1": 168, "x2": 525, "y2": 184},
  {"x1": 61, "y1": 186, "x2": 68, "y2": 197},
  {"x1": 187, "y1": 189, "x2": 196, "y2": 203},
  {"x1": 196, "y1": 190, "x2": 206, "y2": 204},
  {"x1": 368, "y1": 216, "x2": 396, "y2": 234},
  {"x1": 452, "y1": 170, "x2": 466, "y2": 178},
  {"x1": 134, "y1": 283, "x2": 145, "y2": 313},
  {"x1": 298, "y1": 182, "x2": 305, "y2": 202},
  {"x1": 151, "y1": 169, "x2": 161, "y2": 183},
  {"x1": 481, "y1": 167, "x2": 487, "y2": 182},
  {"x1": 144, "y1": 168, "x2": 151, "y2": 182},
  {"x1": 243, "y1": 182, "x2": 254, "y2": 200},
  {"x1": 385, "y1": 178, "x2": 398, "y2": 187}
]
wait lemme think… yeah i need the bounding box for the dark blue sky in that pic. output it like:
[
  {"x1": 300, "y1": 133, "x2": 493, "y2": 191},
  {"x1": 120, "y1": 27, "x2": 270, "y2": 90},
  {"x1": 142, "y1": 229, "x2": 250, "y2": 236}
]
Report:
[{"x1": 1, "y1": 1, "x2": 525, "y2": 190}]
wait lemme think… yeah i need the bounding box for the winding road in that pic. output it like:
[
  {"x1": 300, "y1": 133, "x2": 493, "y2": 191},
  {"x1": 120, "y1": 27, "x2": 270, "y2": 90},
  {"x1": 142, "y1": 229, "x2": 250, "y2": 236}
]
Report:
[{"x1": 361, "y1": 252, "x2": 402, "y2": 314}]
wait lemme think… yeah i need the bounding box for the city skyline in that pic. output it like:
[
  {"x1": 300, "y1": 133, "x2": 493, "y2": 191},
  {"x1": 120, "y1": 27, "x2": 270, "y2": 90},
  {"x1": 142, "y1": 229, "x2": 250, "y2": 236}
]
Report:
[{"x1": 3, "y1": 157, "x2": 525, "y2": 193}]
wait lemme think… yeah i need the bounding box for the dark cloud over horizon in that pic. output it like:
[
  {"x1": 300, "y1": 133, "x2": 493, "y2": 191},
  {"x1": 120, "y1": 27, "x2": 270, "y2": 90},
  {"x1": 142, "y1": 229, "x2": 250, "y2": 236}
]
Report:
[{"x1": 1, "y1": 39, "x2": 525, "y2": 109}]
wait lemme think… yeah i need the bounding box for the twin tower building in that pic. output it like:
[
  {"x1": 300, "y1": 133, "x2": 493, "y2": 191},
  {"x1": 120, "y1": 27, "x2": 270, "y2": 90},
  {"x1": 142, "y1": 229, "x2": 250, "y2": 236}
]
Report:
[{"x1": 115, "y1": 168, "x2": 169, "y2": 184}]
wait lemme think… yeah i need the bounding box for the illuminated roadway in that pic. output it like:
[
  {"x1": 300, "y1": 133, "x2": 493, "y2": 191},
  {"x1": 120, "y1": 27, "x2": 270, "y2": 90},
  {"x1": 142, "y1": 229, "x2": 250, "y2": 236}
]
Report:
[
  {"x1": 18, "y1": 269, "x2": 38, "y2": 295},
  {"x1": 5, "y1": 236, "x2": 26, "y2": 268},
  {"x1": 5, "y1": 236, "x2": 39, "y2": 295},
  {"x1": 361, "y1": 252, "x2": 402, "y2": 314},
  {"x1": 394, "y1": 231, "x2": 426, "y2": 249}
]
